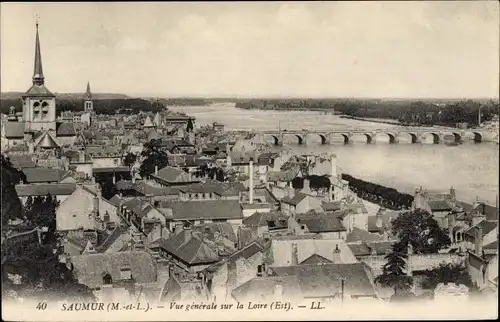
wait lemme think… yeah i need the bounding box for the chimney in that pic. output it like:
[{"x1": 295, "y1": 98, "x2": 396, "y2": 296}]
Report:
[
  {"x1": 330, "y1": 154, "x2": 337, "y2": 180},
  {"x1": 291, "y1": 242, "x2": 298, "y2": 265},
  {"x1": 328, "y1": 184, "x2": 333, "y2": 202},
  {"x1": 146, "y1": 194, "x2": 154, "y2": 205},
  {"x1": 249, "y1": 160, "x2": 254, "y2": 204},
  {"x1": 79, "y1": 150, "x2": 85, "y2": 163},
  {"x1": 132, "y1": 174, "x2": 136, "y2": 184},
  {"x1": 273, "y1": 284, "x2": 283, "y2": 300},
  {"x1": 475, "y1": 225, "x2": 483, "y2": 256},
  {"x1": 155, "y1": 165, "x2": 158, "y2": 176},
  {"x1": 184, "y1": 226, "x2": 192, "y2": 244},
  {"x1": 288, "y1": 186, "x2": 296, "y2": 199},
  {"x1": 112, "y1": 173, "x2": 116, "y2": 185},
  {"x1": 332, "y1": 244, "x2": 341, "y2": 263},
  {"x1": 93, "y1": 193, "x2": 99, "y2": 217},
  {"x1": 91, "y1": 176, "x2": 96, "y2": 184},
  {"x1": 376, "y1": 208, "x2": 384, "y2": 228}
]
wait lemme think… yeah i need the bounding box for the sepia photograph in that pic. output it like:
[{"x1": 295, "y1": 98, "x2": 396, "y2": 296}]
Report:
[{"x1": 1, "y1": 1, "x2": 498, "y2": 321}]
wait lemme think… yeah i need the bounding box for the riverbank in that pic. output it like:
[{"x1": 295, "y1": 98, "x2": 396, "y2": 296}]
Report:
[{"x1": 339, "y1": 115, "x2": 402, "y2": 126}]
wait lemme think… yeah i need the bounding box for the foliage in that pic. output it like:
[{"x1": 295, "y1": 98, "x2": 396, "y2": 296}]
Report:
[
  {"x1": 235, "y1": 99, "x2": 500, "y2": 128},
  {"x1": 123, "y1": 152, "x2": 137, "y2": 167},
  {"x1": 420, "y1": 263, "x2": 477, "y2": 291},
  {"x1": 139, "y1": 139, "x2": 169, "y2": 178},
  {"x1": 391, "y1": 209, "x2": 451, "y2": 254},
  {"x1": 1, "y1": 97, "x2": 165, "y2": 116},
  {"x1": 1, "y1": 155, "x2": 26, "y2": 224},
  {"x1": 186, "y1": 118, "x2": 194, "y2": 132},
  {"x1": 307, "y1": 175, "x2": 331, "y2": 191},
  {"x1": 341, "y1": 173, "x2": 413, "y2": 210},
  {"x1": 291, "y1": 177, "x2": 304, "y2": 189},
  {"x1": 2, "y1": 243, "x2": 94, "y2": 302},
  {"x1": 375, "y1": 242, "x2": 413, "y2": 295},
  {"x1": 24, "y1": 194, "x2": 59, "y2": 241}
]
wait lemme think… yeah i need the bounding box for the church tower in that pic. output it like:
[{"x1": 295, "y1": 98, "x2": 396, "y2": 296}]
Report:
[
  {"x1": 84, "y1": 81, "x2": 94, "y2": 113},
  {"x1": 21, "y1": 22, "x2": 57, "y2": 133}
]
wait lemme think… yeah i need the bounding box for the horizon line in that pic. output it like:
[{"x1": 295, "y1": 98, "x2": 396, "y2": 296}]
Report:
[{"x1": 1, "y1": 90, "x2": 499, "y2": 101}]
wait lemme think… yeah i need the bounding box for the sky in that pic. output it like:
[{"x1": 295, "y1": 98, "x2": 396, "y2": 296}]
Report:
[{"x1": 1, "y1": 1, "x2": 499, "y2": 98}]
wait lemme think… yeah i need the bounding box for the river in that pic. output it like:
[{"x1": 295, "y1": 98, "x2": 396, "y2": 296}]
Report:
[{"x1": 168, "y1": 103, "x2": 499, "y2": 205}]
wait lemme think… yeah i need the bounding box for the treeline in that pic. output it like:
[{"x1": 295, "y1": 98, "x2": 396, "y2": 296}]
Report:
[
  {"x1": 159, "y1": 98, "x2": 209, "y2": 106},
  {"x1": 235, "y1": 99, "x2": 499, "y2": 128},
  {"x1": 341, "y1": 173, "x2": 414, "y2": 210},
  {"x1": 0, "y1": 98, "x2": 165, "y2": 116}
]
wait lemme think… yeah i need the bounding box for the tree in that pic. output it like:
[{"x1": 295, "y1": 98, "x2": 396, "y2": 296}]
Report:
[
  {"x1": 420, "y1": 263, "x2": 477, "y2": 291},
  {"x1": 2, "y1": 243, "x2": 94, "y2": 302},
  {"x1": 123, "y1": 153, "x2": 137, "y2": 167},
  {"x1": 375, "y1": 242, "x2": 413, "y2": 296},
  {"x1": 216, "y1": 168, "x2": 225, "y2": 182},
  {"x1": 307, "y1": 175, "x2": 331, "y2": 191},
  {"x1": 139, "y1": 139, "x2": 169, "y2": 178},
  {"x1": 1, "y1": 154, "x2": 26, "y2": 224},
  {"x1": 391, "y1": 209, "x2": 451, "y2": 254},
  {"x1": 291, "y1": 177, "x2": 304, "y2": 189},
  {"x1": 186, "y1": 118, "x2": 194, "y2": 132}
]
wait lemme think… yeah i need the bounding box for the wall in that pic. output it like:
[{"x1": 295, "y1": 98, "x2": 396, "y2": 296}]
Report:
[{"x1": 92, "y1": 156, "x2": 122, "y2": 168}]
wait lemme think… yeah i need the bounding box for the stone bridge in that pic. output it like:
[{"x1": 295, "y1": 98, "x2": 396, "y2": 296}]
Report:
[{"x1": 254, "y1": 128, "x2": 486, "y2": 146}]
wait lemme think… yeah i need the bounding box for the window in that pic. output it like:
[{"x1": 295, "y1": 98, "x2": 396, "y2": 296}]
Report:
[
  {"x1": 120, "y1": 266, "x2": 132, "y2": 280},
  {"x1": 103, "y1": 273, "x2": 113, "y2": 285}
]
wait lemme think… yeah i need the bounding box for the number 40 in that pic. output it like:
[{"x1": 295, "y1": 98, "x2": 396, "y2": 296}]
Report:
[{"x1": 36, "y1": 302, "x2": 47, "y2": 310}]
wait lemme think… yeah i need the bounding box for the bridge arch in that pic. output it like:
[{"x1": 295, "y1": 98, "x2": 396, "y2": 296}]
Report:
[
  {"x1": 271, "y1": 135, "x2": 280, "y2": 146},
  {"x1": 295, "y1": 134, "x2": 305, "y2": 145},
  {"x1": 472, "y1": 132, "x2": 482, "y2": 143},
  {"x1": 363, "y1": 133, "x2": 374, "y2": 144},
  {"x1": 385, "y1": 133, "x2": 397, "y2": 144},
  {"x1": 319, "y1": 134, "x2": 328, "y2": 145},
  {"x1": 408, "y1": 133, "x2": 419, "y2": 144},
  {"x1": 341, "y1": 134, "x2": 350, "y2": 145},
  {"x1": 424, "y1": 132, "x2": 440, "y2": 144},
  {"x1": 452, "y1": 132, "x2": 462, "y2": 143}
]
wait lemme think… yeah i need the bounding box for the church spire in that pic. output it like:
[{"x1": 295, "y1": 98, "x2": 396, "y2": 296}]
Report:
[
  {"x1": 32, "y1": 21, "x2": 44, "y2": 86},
  {"x1": 86, "y1": 81, "x2": 92, "y2": 100}
]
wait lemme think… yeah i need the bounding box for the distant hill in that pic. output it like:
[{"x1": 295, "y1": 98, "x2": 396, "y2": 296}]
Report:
[{"x1": 1, "y1": 92, "x2": 129, "y2": 100}]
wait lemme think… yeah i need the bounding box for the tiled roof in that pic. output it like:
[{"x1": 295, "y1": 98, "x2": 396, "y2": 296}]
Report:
[
  {"x1": 299, "y1": 254, "x2": 333, "y2": 265},
  {"x1": 321, "y1": 201, "x2": 343, "y2": 212},
  {"x1": 231, "y1": 275, "x2": 302, "y2": 302},
  {"x1": 22, "y1": 168, "x2": 69, "y2": 183},
  {"x1": 346, "y1": 227, "x2": 384, "y2": 243},
  {"x1": 92, "y1": 167, "x2": 131, "y2": 173},
  {"x1": 70, "y1": 251, "x2": 157, "y2": 289},
  {"x1": 464, "y1": 220, "x2": 498, "y2": 238},
  {"x1": 281, "y1": 192, "x2": 308, "y2": 206},
  {"x1": 347, "y1": 244, "x2": 372, "y2": 257},
  {"x1": 15, "y1": 183, "x2": 77, "y2": 197},
  {"x1": 243, "y1": 212, "x2": 287, "y2": 229},
  {"x1": 159, "y1": 230, "x2": 220, "y2": 265},
  {"x1": 472, "y1": 203, "x2": 499, "y2": 221},
  {"x1": 4, "y1": 122, "x2": 25, "y2": 138},
  {"x1": 23, "y1": 84, "x2": 55, "y2": 97},
  {"x1": 270, "y1": 263, "x2": 376, "y2": 298},
  {"x1": 193, "y1": 222, "x2": 237, "y2": 243},
  {"x1": 152, "y1": 166, "x2": 191, "y2": 183},
  {"x1": 56, "y1": 122, "x2": 77, "y2": 137},
  {"x1": 134, "y1": 181, "x2": 180, "y2": 196},
  {"x1": 162, "y1": 200, "x2": 243, "y2": 221},
  {"x1": 367, "y1": 210, "x2": 401, "y2": 233},
  {"x1": 296, "y1": 212, "x2": 346, "y2": 233},
  {"x1": 428, "y1": 200, "x2": 453, "y2": 211},
  {"x1": 8, "y1": 155, "x2": 36, "y2": 169}
]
